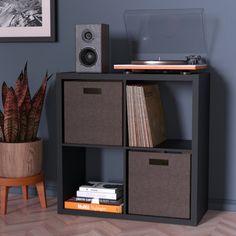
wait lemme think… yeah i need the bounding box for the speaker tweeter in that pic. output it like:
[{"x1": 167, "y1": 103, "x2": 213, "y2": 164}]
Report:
[{"x1": 82, "y1": 29, "x2": 94, "y2": 42}]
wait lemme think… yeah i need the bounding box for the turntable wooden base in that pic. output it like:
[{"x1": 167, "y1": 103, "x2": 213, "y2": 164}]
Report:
[{"x1": 114, "y1": 64, "x2": 208, "y2": 71}]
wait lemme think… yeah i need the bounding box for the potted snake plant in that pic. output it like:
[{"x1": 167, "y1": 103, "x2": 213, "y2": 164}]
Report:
[{"x1": 0, "y1": 63, "x2": 51, "y2": 178}]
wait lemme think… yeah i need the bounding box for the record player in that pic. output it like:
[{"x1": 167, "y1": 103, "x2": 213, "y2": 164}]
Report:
[{"x1": 114, "y1": 9, "x2": 208, "y2": 72}]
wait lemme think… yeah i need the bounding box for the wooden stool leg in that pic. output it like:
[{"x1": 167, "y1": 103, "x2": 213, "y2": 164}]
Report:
[
  {"x1": 0, "y1": 186, "x2": 9, "y2": 215},
  {"x1": 36, "y1": 181, "x2": 47, "y2": 208},
  {"x1": 22, "y1": 185, "x2": 28, "y2": 200}
]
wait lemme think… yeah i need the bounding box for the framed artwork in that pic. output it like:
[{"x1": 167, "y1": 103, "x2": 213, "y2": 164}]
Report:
[{"x1": 0, "y1": 0, "x2": 56, "y2": 42}]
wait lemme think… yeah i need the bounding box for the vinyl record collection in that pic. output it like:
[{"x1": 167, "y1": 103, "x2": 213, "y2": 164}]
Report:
[
  {"x1": 64, "y1": 182, "x2": 124, "y2": 213},
  {"x1": 126, "y1": 84, "x2": 166, "y2": 147}
]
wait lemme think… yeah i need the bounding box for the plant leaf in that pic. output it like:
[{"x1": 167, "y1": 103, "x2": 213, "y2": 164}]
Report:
[
  {"x1": 3, "y1": 87, "x2": 19, "y2": 142},
  {"x1": 0, "y1": 128, "x2": 3, "y2": 142},
  {"x1": 0, "y1": 110, "x2": 4, "y2": 142},
  {"x1": 19, "y1": 88, "x2": 31, "y2": 142},
  {"x1": 24, "y1": 62, "x2": 28, "y2": 75},
  {"x1": 16, "y1": 64, "x2": 32, "y2": 142},
  {"x1": 15, "y1": 70, "x2": 28, "y2": 110},
  {"x1": 22, "y1": 69, "x2": 31, "y2": 113},
  {"x1": 19, "y1": 104, "x2": 28, "y2": 142},
  {"x1": 26, "y1": 74, "x2": 48, "y2": 141},
  {"x1": 2, "y1": 82, "x2": 8, "y2": 107},
  {"x1": 0, "y1": 110, "x2": 4, "y2": 126},
  {"x1": 18, "y1": 85, "x2": 31, "y2": 142},
  {"x1": 15, "y1": 71, "x2": 23, "y2": 99}
]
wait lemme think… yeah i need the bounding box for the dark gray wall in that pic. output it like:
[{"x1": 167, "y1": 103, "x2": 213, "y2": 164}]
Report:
[{"x1": 0, "y1": 0, "x2": 235, "y2": 210}]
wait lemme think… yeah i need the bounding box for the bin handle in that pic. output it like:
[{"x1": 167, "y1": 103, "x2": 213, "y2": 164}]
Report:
[
  {"x1": 149, "y1": 159, "x2": 169, "y2": 166},
  {"x1": 83, "y1": 88, "x2": 102, "y2": 94}
]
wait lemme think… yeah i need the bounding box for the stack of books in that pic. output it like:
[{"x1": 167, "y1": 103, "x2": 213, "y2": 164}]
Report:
[
  {"x1": 64, "y1": 181, "x2": 124, "y2": 214},
  {"x1": 126, "y1": 84, "x2": 166, "y2": 147}
]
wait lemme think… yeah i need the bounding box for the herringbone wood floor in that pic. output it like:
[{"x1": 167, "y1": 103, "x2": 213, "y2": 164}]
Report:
[{"x1": 0, "y1": 194, "x2": 236, "y2": 236}]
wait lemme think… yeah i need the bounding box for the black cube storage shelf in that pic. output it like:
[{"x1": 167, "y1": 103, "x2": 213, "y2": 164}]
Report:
[{"x1": 56, "y1": 72, "x2": 210, "y2": 225}]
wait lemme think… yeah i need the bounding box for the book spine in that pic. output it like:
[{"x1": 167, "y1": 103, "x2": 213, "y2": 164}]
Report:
[
  {"x1": 75, "y1": 197, "x2": 92, "y2": 203},
  {"x1": 75, "y1": 197, "x2": 122, "y2": 205},
  {"x1": 64, "y1": 201, "x2": 123, "y2": 213},
  {"x1": 78, "y1": 186, "x2": 117, "y2": 194},
  {"x1": 76, "y1": 191, "x2": 120, "y2": 200}
]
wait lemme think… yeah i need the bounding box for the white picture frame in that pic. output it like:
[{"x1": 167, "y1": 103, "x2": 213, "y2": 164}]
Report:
[{"x1": 0, "y1": 0, "x2": 55, "y2": 42}]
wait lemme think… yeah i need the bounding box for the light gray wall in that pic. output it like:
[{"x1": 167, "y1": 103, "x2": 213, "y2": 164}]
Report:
[{"x1": 1, "y1": 0, "x2": 236, "y2": 209}]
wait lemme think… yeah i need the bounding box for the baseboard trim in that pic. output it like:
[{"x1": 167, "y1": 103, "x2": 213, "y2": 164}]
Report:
[
  {"x1": 208, "y1": 198, "x2": 236, "y2": 212},
  {"x1": 45, "y1": 184, "x2": 57, "y2": 196}
]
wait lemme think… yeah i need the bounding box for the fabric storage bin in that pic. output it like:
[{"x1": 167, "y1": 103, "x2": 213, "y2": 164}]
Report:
[
  {"x1": 64, "y1": 81, "x2": 123, "y2": 145},
  {"x1": 128, "y1": 151, "x2": 191, "y2": 219}
]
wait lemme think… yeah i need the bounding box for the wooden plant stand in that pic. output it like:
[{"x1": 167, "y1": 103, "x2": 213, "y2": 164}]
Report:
[{"x1": 0, "y1": 172, "x2": 47, "y2": 215}]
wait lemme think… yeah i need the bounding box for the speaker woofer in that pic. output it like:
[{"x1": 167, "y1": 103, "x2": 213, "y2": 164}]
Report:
[{"x1": 79, "y1": 47, "x2": 98, "y2": 67}]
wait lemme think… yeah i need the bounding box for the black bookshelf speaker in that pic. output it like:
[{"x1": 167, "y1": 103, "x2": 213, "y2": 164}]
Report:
[{"x1": 76, "y1": 24, "x2": 109, "y2": 73}]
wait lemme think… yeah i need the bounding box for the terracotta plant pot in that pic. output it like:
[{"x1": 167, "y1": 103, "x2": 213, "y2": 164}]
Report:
[{"x1": 0, "y1": 139, "x2": 42, "y2": 178}]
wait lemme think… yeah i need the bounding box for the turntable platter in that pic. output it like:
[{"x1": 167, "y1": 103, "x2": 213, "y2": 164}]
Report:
[
  {"x1": 132, "y1": 60, "x2": 187, "y2": 65},
  {"x1": 114, "y1": 55, "x2": 208, "y2": 71},
  {"x1": 113, "y1": 63, "x2": 208, "y2": 71}
]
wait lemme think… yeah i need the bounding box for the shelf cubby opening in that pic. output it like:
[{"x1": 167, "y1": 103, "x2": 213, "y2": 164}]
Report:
[
  {"x1": 61, "y1": 146, "x2": 126, "y2": 214},
  {"x1": 125, "y1": 81, "x2": 193, "y2": 150}
]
